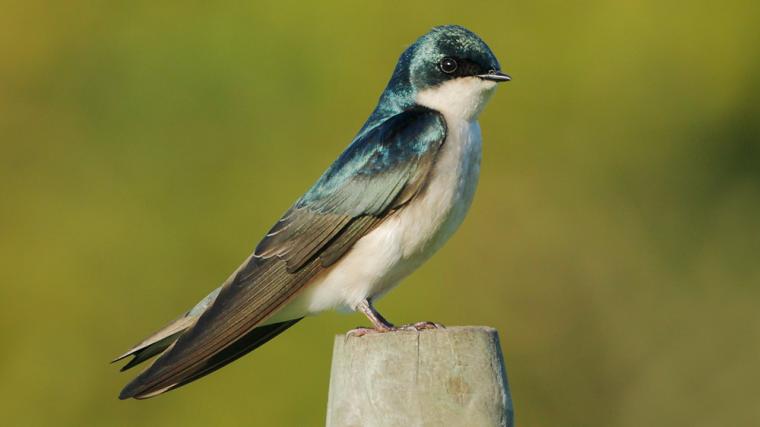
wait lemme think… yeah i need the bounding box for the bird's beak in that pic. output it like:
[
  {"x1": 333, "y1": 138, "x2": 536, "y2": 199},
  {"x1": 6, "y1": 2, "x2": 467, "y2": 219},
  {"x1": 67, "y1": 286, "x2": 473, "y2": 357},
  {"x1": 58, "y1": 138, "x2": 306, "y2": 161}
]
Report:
[{"x1": 478, "y1": 70, "x2": 511, "y2": 82}]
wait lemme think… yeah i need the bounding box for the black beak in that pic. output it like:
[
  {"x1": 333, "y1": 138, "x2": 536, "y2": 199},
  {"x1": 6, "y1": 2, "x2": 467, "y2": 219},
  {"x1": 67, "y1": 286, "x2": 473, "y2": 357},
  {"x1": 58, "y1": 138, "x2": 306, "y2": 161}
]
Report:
[{"x1": 478, "y1": 70, "x2": 511, "y2": 82}]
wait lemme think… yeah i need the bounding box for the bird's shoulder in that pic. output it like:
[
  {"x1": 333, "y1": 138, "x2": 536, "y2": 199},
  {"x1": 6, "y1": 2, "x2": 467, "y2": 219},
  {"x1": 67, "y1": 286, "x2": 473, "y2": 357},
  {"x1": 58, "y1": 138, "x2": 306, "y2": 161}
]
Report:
[{"x1": 298, "y1": 105, "x2": 448, "y2": 214}]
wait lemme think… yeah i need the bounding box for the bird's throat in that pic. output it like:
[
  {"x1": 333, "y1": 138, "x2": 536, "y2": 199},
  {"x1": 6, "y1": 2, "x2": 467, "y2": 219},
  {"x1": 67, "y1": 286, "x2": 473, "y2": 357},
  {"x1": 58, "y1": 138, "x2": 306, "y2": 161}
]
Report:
[{"x1": 415, "y1": 77, "x2": 497, "y2": 122}]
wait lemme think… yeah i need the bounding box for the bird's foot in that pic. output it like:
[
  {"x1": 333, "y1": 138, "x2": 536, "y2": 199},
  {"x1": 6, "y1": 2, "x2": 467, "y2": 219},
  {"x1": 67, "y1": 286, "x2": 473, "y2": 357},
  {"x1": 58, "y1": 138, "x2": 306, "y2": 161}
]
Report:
[
  {"x1": 398, "y1": 321, "x2": 446, "y2": 331},
  {"x1": 350, "y1": 300, "x2": 444, "y2": 337}
]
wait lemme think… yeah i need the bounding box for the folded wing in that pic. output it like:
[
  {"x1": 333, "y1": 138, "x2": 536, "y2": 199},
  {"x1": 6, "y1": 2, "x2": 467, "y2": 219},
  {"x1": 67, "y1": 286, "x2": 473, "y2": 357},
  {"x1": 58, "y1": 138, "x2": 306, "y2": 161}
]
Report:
[{"x1": 119, "y1": 106, "x2": 447, "y2": 399}]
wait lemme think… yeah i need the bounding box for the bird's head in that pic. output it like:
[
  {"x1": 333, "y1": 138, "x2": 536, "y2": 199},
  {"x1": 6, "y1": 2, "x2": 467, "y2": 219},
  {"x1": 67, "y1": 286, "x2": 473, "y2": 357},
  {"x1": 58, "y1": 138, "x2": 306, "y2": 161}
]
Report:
[
  {"x1": 409, "y1": 25, "x2": 509, "y2": 89},
  {"x1": 380, "y1": 25, "x2": 509, "y2": 121}
]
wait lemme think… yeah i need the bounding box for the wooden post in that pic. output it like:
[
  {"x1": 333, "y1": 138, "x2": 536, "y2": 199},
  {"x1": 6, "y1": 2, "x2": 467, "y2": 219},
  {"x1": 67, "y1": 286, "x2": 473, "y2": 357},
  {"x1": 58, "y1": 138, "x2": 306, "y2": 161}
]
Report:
[{"x1": 326, "y1": 326, "x2": 514, "y2": 427}]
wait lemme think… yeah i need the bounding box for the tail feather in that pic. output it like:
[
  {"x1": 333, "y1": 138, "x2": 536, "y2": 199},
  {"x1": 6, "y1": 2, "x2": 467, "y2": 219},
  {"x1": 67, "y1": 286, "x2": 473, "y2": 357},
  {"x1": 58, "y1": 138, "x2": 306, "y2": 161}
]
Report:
[
  {"x1": 119, "y1": 318, "x2": 302, "y2": 400},
  {"x1": 118, "y1": 333, "x2": 182, "y2": 371},
  {"x1": 112, "y1": 315, "x2": 196, "y2": 370},
  {"x1": 113, "y1": 287, "x2": 223, "y2": 370}
]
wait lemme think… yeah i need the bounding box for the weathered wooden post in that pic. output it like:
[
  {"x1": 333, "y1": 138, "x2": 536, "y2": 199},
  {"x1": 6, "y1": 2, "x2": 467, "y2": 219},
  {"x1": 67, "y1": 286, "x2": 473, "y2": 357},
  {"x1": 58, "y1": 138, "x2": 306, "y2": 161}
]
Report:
[{"x1": 326, "y1": 326, "x2": 514, "y2": 427}]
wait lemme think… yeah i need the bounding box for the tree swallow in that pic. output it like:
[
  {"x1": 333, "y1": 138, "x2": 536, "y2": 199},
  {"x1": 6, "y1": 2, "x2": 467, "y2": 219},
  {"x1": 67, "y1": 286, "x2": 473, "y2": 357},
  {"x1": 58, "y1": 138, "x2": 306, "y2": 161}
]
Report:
[{"x1": 114, "y1": 25, "x2": 509, "y2": 399}]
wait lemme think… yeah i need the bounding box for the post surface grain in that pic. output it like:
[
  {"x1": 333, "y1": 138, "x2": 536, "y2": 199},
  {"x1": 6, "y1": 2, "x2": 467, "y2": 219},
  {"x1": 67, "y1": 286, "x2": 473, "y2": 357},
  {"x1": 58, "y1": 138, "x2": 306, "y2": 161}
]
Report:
[{"x1": 326, "y1": 326, "x2": 513, "y2": 427}]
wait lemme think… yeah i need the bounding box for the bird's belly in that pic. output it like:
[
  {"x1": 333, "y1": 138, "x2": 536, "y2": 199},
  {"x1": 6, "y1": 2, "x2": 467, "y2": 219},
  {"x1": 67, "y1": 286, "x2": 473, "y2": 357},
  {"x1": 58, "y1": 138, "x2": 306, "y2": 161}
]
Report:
[{"x1": 266, "y1": 120, "x2": 482, "y2": 322}]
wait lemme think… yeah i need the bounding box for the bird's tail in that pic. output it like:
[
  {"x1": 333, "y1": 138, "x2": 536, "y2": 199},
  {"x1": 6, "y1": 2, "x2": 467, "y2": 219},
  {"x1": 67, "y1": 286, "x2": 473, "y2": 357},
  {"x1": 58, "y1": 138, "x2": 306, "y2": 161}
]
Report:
[
  {"x1": 111, "y1": 314, "x2": 196, "y2": 371},
  {"x1": 118, "y1": 318, "x2": 302, "y2": 399},
  {"x1": 113, "y1": 286, "x2": 224, "y2": 371}
]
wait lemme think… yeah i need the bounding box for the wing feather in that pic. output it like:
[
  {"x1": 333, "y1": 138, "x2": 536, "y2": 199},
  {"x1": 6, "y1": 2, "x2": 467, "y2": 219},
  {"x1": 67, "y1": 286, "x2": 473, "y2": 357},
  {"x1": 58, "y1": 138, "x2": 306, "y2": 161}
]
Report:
[{"x1": 119, "y1": 106, "x2": 447, "y2": 399}]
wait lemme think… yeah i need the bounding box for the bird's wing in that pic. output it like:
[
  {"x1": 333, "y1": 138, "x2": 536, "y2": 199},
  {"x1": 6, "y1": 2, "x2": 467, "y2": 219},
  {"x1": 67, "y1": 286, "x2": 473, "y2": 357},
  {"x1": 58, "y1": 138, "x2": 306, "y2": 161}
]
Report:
[{"x1": 119, "y1": 106, "x2": 447, "y2": 399}]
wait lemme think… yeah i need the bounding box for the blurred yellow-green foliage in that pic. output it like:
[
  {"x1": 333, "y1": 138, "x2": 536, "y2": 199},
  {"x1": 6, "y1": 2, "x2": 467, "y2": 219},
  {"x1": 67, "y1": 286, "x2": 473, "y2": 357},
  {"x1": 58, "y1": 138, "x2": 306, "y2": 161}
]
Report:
[{"x1": 1, "y1": 1, "x2": 758, "y2": 426}]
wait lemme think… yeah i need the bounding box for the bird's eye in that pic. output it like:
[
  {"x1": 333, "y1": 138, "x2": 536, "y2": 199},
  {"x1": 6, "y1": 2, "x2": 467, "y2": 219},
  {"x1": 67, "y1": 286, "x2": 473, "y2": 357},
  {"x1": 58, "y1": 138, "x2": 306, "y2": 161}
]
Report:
[{"x1": 439, "y1": 57, "x2": 458, "y2": 74}]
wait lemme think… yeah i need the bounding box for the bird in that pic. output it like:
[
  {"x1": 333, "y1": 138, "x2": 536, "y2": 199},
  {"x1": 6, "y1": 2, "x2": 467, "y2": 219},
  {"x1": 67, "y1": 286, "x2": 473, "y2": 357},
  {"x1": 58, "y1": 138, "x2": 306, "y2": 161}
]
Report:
[{"x1": 114, "y1": 24, "x2": 510, "y2": 400}]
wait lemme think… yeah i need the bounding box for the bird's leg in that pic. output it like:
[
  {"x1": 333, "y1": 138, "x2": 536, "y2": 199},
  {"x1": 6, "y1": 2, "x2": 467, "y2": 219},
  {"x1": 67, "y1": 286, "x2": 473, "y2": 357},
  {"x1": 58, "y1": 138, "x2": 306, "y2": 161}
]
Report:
[
  {"x1": 347, "y1": 299, "x2": 397, "y2": 336},
  {"x1": 347, "y1": 300, "x2": 446, "y2": 337}
]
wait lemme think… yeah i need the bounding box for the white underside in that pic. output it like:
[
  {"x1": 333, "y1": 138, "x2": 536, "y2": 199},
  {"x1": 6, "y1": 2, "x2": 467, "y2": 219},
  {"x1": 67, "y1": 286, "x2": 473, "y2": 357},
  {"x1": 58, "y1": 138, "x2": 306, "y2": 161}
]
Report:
[{"x1": 264, "y1": 77, "x2": 498, "y2": 323}]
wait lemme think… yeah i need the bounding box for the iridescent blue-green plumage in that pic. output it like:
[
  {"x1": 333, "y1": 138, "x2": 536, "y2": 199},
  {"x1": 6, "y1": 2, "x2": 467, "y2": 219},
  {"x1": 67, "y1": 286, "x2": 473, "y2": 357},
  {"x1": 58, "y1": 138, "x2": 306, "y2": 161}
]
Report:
[
  {"x1": 298, "y1": 107, "x2": 446, "y2": 214},
  {"x1": 364, "y1": 25, "x2": 502, "y2": 127}
]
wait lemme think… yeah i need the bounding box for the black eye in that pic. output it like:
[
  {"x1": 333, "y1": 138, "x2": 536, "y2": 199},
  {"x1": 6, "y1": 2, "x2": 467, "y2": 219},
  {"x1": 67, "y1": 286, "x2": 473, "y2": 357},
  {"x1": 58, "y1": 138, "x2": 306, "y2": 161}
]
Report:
[{"x1": 439, "y1": 57, "x2": 458, "y2": 74}]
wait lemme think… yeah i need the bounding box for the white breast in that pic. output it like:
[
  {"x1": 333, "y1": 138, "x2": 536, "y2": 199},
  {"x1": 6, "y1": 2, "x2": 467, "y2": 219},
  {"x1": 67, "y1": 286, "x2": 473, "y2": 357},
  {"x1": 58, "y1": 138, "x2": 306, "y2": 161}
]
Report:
[{"x1": 265, "y1": 77, "x2": 497, "y2": 322}]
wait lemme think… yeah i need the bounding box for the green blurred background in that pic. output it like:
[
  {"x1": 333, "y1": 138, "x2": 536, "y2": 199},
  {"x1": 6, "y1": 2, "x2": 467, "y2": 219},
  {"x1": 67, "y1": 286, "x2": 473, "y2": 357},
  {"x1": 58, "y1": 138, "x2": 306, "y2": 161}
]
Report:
[{"x1": 1, "y1": 1, "x2": 758, "y2": 426}]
